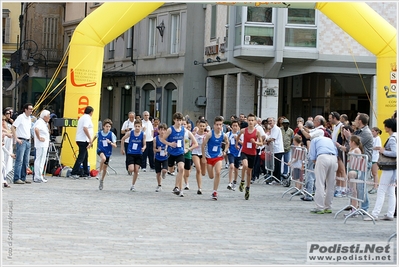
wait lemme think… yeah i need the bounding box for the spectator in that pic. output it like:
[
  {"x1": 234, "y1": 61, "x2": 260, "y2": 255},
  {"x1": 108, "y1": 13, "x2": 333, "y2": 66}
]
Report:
[
  {"x1": 265, "y1": 117, "x2": 284, "y2": 182},
  {"x1": 330, "y1": 111, "x2": 346, "y2": 198},
  {"x1": 141, "y1": 111, "x2": 155, "y2": 172},
  {"x1": 369, "y1": 127, "x2": 382, "y2": 194},
  {"x1": 281, "y1": 118, "x2": 294, "y2": 177},
  {"x1": 70, "y1": 106, "x2": 94, "y2": 179},
  {"x1": 297, "y1": 116, "x2": 326, "y2": 201},
  {"x1": 2, "y1": 109, "x2": 14, "y2": 177},
  {"x1": 342, "y1": 113, "x2": 373, "y2": 213},
  {"x1": 340, "y1": 114, "x2": 350, "y2": 126},
  {"x1": 294, "y1": 117, "x2": 304, "y2": 135},
  {"x1": 277, "y1": 116, "x2": 287, "y2": 127},
  {"x1": 33, "y1": 110, "x2": 51, "y2": 183},
  {"x1": 308, "y1": 136, "x2": 338, "y2": 214},
  {"x1": 365, "y1": 118, "x2": 397, "y2": 221},
  {"x1": 11, "y1": 103, "x2": 34, "y2": 184}
]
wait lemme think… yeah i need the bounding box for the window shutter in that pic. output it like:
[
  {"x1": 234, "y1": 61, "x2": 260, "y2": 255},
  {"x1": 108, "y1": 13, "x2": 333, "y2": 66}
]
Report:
[{"x1": 5, "y1": 18, "x2": 11, "y2": 43}]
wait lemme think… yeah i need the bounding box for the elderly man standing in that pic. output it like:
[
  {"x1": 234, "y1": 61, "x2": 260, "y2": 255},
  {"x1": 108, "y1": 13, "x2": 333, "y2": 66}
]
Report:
[
  {"x1": 265, "y1": 117, "x2": 284, "y2": 182},
  {"x1": 121, "y1": 111, "x2": 135, "y2": 174},
  {"x1": 11, "y1": 103, "x2": 34, "y2": 184},
  {"x1": 71, "y1": 106, "x2": 94, "y2": 179},
  {"x1": 308, "y1": 136, "x2": 338, "y2": 214},
  {"x1": 297, "y1": 115, "x2": 326, "y2": 200},
  {"x1": 342, "y1": 113, "x2": 373, "y2": 212},
  {"x1": 33, "y1": 110, "x2": 51, "y2": 183},
  {"x1": 141, "y1": 111, "x2": 155, "y2": 172}
]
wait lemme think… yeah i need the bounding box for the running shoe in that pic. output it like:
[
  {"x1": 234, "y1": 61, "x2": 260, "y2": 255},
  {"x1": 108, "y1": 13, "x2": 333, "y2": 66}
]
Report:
[
  {"x1": 184, "y1": 185, "x2": 189, "y2": 190},
  {"x1": 197, "y1": 189, "x2": 202, "y2": 195},
  {"x1": 155, "y1": 185, "x2": 162, "y2": 192},
  {"x1": 99, "y1": 180, "x2": 103, "y2": 190},
  {"x1": 227, "y1": 183, "x2": 233, "y2": 190},
  {"x1": 211, "y1": 191, "x2": 218, "y2": 200},
  {"x1": 172, "y1": 187, "x2": 180, "y2": 195},
  {"x1": 130, "y1": 185, "x2": 135, "y2": 191},
  {"x1": 310, "y1": 208, "x2": 324, "y2": 214},
  {"x1": 245, "y1": 187, "x2": 250, "y2": 200},
  {"x1": 168, "y1": 171, "x2": 175, "y2": 176},
  {"x1": 239, "y1": 181, "x2": 245, "y2": 192},
  {"x1": 368, "y1": 188, "x2": 377, "y2": 194},
  {"x1": 231, "y1": 183, "x2": 236, "y2": 191},
  {"x1": 179, "y1": 191, "x2": 184, "y2": 197}
]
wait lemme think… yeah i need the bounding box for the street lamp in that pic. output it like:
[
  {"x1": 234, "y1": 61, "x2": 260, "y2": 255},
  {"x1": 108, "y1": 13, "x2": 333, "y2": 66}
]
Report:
[
  {"x1": 29, "y1": 53, "x2": 48, "y2": 87},
  {"x1": 14, "y1": 39, "x2": 38, "y2": 109}
]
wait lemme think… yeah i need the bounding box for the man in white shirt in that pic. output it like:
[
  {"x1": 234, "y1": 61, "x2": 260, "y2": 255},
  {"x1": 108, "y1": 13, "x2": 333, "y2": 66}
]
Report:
[
  {"x1": 141, "y1": 111, "x2": 154, "y2": 171},
  {"x1": 71, "y1": 106, "x2": 94, "y2": 179},
  {"x1": 265, "y1": 117, "x2": 284, "y2": 182},
  {"x1": 11, "y1": 103, "x2": 34, "y2": 184},
  {"x1": 33, "y1": 110, "x2": 51, "y2": 183},
  {"x1": 121, "y1": 111, "x2": 135, "y2": 174}
]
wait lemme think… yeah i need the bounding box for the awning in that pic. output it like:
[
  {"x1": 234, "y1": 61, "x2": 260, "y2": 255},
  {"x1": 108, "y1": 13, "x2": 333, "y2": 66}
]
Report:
[{"x1": 5, "y1": 73, "x2": 29, "y2": 91}]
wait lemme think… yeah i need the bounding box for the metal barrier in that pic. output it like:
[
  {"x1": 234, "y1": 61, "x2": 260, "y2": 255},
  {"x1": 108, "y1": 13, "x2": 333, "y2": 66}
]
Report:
[
  {"x1": 257, "y1": 141, "x2": 280, "y2": 184},
  {"x1": 281, "y1": 145, "x2": 311, "y2": 200},
  {"x1": 334, "y1": 152, "x2": 375, "y2": 224}
]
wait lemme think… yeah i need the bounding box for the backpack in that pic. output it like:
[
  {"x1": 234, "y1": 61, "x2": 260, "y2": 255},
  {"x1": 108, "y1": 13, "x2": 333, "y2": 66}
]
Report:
[
  {"x1": 53, "y1": 165, "x2": 63, "y2": 176},
  {"x1": 322, "y1": 128, "x2": 332, "y2": 139}
]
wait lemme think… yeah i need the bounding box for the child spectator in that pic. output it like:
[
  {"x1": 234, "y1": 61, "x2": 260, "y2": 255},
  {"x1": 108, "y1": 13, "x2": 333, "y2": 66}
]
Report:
[{"x1": 287, "y1": 135, "x2": 304, "y2": 193}]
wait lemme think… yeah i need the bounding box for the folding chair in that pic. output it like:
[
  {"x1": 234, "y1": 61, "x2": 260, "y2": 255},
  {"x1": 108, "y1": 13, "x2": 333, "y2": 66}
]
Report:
[{"x1": 334, "y1": 152, "x2": 375, "y2": 224}]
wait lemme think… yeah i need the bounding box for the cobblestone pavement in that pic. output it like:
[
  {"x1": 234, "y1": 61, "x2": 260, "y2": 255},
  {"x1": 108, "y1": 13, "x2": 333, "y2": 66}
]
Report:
[{"x1": 2, "y1": 148, "x2": 397, "y2": 266}]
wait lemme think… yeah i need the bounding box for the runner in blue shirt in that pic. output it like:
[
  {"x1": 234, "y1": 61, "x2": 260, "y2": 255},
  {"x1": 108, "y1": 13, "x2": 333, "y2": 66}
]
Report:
[{"x1": 91, "y1": 119, "x2": 117, "y2": 190}]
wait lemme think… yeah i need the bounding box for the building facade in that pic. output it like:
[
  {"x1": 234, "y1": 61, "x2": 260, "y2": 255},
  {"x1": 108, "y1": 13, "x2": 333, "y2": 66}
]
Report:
[
  {"x1": 2, "y1": 2, "x2": 22, "y2": 108},
  {"x1": 4, "y1": 2, "x2": 396, "y2": 133},
  {"x1": 201, "y1": 2, "x2": 397, "y2": 125},
  {"x1": 4, "y1": 2, "x2": 65, "y2": 115}
]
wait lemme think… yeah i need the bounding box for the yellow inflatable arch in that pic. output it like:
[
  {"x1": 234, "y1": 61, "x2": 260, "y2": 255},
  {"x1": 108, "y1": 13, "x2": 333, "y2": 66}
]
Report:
[{"x1": 61, "y1": 2, "x2": 397, "y2": 168}]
